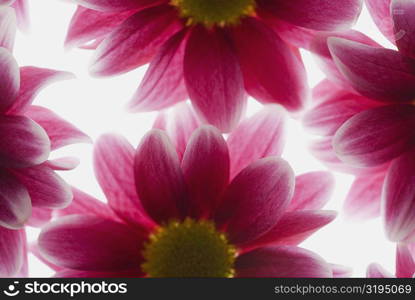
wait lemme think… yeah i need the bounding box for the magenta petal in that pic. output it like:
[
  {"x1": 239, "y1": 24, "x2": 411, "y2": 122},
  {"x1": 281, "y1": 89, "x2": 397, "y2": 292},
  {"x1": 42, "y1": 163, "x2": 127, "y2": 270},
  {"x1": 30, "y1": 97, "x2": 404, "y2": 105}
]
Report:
[
  {"x1": 0, "y1": 169, "x2": 31, "y2": 229},
  {"x1": 0, "y1": 227, "x2": 24, "y2": 276},
  {"x1": 328, "y1": 38, "x2": 415, "y2": 103},
  {"x1": 365, "y1": 0, "x2": 395, "y2": 44},
  {"x1": 0, "y1": 7, "x2": 16, "y2": 51},
  {"x1": 215, "y1": 157, "x2": 294, "y2": 245},
  {"x1": 241, "y1": 210, "x2": 337, "y2": 251},
  {"x1": 11, "y1": 164, "x2": 72, "y2": 209},
  {"x1": 231, "y1": 18, "x2": 308, "y2": 111},
  {"x1": 75, "y1": 0, "x2": 158, "y2": 12},
  {"x1": 287, "y1": 171, "x2": 334, "y2": 211},
  {"x1": 55, "y1": 269, "x2": 143, "y2": 278},
  {"x1": 0, "y1": 47, "x2": 19, "y2": 113},
  {"x1": 94, "y1": 134, "x2": 153, "y2": 228},
  {"x1": 90, "y1": 5, "x2": 181, "y2": 76},
  {"x1": 11, "y1": 0, "x2": 29, "y2": 31},
  {"x1": 236, "y1": 245, "x2": 332, "y2": 277},
  {"x1": 383, "y1": 151, "x2": 415, "y2": 243},
  {"x1": 45, "y1": 157, "x2": 80, "y2": 171},
  {"x1": 184, "y1": 26, "x2": 245, "y2": 132},
  {"x1": 227, "y1": 105, "x2": 286, "y2": 179},
  {"x1": 135, "y1": 129, "x2": 187, "y2": 223},
  {"x1": 366, "y1": 263, "x2": 394, "y2": 278},
  {"x1": 0, "y1": 115, "x2": 50, "y2": 168},
  {"x1": 7, "y1": 67, "x2": 74, "y2": 114},
  {"x1": 331, "y1": 264, "x2": 353, "y2": 278},
  {"x1": 260, "y1": 0, "x2": 362, "y2": 31},
  {"x1": 181, "y1": 126, "x2": 229, "y2": 219},
  {"x1": 25, "y1": 106, "x2": 91, "y2": 150},
  {"x1": 129, "y1": 29, "x2": 187, "y2": 112},
  {"x1": 39, "y1": 215, "x2": 144, "y2": 271},
  {"x1": 334, "y1": 105, "x2": 415, "y2": 167},
  {"x1": 392, "y1": 0, "x2": 415, "y2": 59},
  {"x1": 396, "y1": 244, "x2": 415, "y2": 278},
  {"x1": 27, "y1": 207, "x2": 52, "y2": 227}
]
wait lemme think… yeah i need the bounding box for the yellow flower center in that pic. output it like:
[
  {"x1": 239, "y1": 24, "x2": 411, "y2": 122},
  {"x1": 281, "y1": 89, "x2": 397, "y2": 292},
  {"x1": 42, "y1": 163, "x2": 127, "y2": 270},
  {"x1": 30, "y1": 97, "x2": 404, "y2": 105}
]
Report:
[
  {"x1": 170, "y1": 0, "x2": 256, "y2": 27},
  {"x1": 142, "y1": 218, "x2": 236, "y2": 277}
]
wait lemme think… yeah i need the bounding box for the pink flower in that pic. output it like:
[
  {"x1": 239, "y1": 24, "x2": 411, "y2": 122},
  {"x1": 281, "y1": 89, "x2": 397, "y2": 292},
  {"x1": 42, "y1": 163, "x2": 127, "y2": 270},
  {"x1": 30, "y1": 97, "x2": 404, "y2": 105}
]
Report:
[
  {"x1": 65, "y1": 0, "x2": 362, "y2": 131},
  {"x1": 0, "y1": 47, "x2": 90, "y2": 276},
  {"x1": 367, "y1": 243, "x2": 415, "y2": 278},
  {"x1": 303, "y1": 0, "x2": 415, "y2": 243},
  {"x1": 37, "y1": 105, "x2": 336, "y2": 277}
]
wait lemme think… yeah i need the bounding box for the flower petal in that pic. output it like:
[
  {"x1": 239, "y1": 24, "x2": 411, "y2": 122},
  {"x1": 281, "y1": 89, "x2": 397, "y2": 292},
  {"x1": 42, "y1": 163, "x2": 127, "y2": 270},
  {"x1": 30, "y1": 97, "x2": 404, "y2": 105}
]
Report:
[
  {"x1": 135, "y1": 129, "x2": 187, "y2": 223},
  {"x1": 383, "y1": 151, "x2": 415, "y2": 243},
  {"x1": 215, "y1": 157, "x2": 294, "y2": 245},
  {"x1": 328, "y1": 38, "x2": 415, "y2": 103},
  {"x1": 0, "y1": 115, "x2": 50, "y2": 168},
  {"x1": 0, "y1": 169, "x2": 31, "y2": 229},
  {"x1": 227, "y1": 105, "x2": 286, "y2": 179},
  {"x1": 181, "y1": 126, "x2": 229, "y2": 219},
  {"x1": 235, "y1": 245, "x2": 332, "y2": 277},
  {"x1": 94, "y1": 134, "x2": 154, "y2": 229},
  {"x1": 0, "y1": 7, "x2": 16, "y2": 51},
  {"x1": 391, "y1": 0, "x2": 415, "y2": 59},
  {"x1": 331, "y1": 264, "x2": 353, "y2": 278},
  {"x1": 396, "y1": 244, "x2": 415, "y2": 278},
  {"x1": 365, "y1": 0, "x2": 395, "y2": 43},
  {"x1": 366, "y1": 263, "x2": 394, "y2": 278},
  {"x1": 90, "y1": 5, "x2": 181, "y2": 76},
  {"x1": 55, "y1": 269, "x2": 144, "y2": 278},
  {"x1": 74, "y1": 0, "x2": 159, "y2": 12},
  {"x1": 0, "y1": 227, "x2": 24, "y2": 276},
  {"x1": 231, "y1": 18, "x2": 308, "y2": 111},
  {"x1": 129, "y1": 29, "x2": 187, "y2": 112},
  {"x1": 287, "y1": 171, "x2": 334, "y2": 211},
  {"x1": 259, "y1": 0, "x2": 362, "y2": 31},
  {"x1": 184, "y1": 26, "x2": 245, "y2": 132},
  {"x1": 26, "y1": 207, "x2": 52, "y2": 227},
  {"x1": 45, "y1": 157, "x2": 80, "y2": 171},
  {"x1": 0, "y1": 47, "x2": 19, "y2": 113},
  {"x1": 39, "y1": 215, "x2": 144, "y2": 271},
  {"x1": 334, "y1": 105, "x2": 415, "y2": 167},
  {"x1": 11, "y1": 0, "x2": 29, "y2": 32}
]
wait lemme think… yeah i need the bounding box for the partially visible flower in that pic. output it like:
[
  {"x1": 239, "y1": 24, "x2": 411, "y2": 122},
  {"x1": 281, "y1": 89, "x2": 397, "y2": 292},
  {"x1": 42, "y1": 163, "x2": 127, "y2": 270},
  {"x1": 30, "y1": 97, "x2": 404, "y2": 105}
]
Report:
[
  {"x1": 36, "y1": 105, "x2": 337, "y2": 277},
  {"x1": 64, "y1": 0, "x2": 362, "y2": 131},
  {"x1": 367, "y1": 243, "x2": 415, "y2": 278},
  {"x1": 0, "y1": 47, "x2": 90, "y2": 277}
]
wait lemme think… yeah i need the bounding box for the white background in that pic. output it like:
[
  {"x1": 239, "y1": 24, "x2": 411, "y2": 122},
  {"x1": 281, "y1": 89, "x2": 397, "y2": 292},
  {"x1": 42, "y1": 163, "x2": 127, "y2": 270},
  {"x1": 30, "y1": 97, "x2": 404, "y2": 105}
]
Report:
[{"x1": 16, "y1": 0, "x2": 397, "y2": 277}]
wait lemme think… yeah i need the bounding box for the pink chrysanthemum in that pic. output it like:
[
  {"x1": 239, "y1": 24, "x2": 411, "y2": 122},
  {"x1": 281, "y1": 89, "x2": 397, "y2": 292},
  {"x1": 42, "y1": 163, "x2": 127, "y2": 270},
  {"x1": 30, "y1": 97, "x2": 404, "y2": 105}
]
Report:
[
  {"x1": 65, "y1": 0, "x2": 362, "y2": 131},
  {"x1": 37, "y1": 105, "x2": 336, "y2": 277},
  {"x1": 302, "y1": 0, "x2": 415, "y2": 243}
]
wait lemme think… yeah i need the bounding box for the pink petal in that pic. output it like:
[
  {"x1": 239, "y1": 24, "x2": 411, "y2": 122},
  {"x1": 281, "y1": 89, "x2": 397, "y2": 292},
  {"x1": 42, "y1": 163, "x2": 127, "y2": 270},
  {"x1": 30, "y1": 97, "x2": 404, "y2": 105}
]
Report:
[
  {"x1": 0, "y1": 47, "x2": 19, "y2": 113},
  {"x1": 0, "y1": 7, "x2": 16, "y2": 51},
  {"x1": 39, "y1": 215, "x2": 144, "y2": 271},
  {"x1": 90, "y1": 5, "x2": 181, "y2": 76},
  {"x1": 55, "y1": 269, "x2": 143, "y2": 278},
  {"x1": 0, "y1": 227, "x2": 24, "y2": 276},
  {"x1": 7, "y1": 67, "x2": 74, "y2": 114},
  {"x1": 0, "y1": 169, "x2": 31, "y2": 229},
  {"x1": 94, "y1": 134, "x2": 154, "y2": 229},
  {"x1": 383, "y1": 151, "x2": 415, "y2": 243},
  {"x1": 25, "y1": 106, "x2": 91, "y2": 150},
  {"x1": 334, "y1": 105, "x2": 415, "y2": 167},
  {"x1": 241, "y1": 210, "x2": 337, "y2": 251},
  {"x1": 366, "y1": 263, "x2": 394, "y2": 278},
  {"x1": 331, "y1": 264, "x2": 353, "y2": 278},
  {"x1": 215, "y1": 157, "x2": 294, "y2": 245},
  {"x1": 184, "y1": 26, "x2": 245, "y2": 132},
  {"x1": 181, "y1": 126, "x2": 229, "y2": 219},
  {"x1": 26, "y1": 207, "x2": 52, "y2": 227},
  {"x1": 328, "y1": 38, "x2": 415, "y2": 103},
  {"x1": 0, "y1": 115, "x2": 50, "y2": 168},
  {"x1": 235, "y1": 245, "x2": 332, "y2": 277},
  {"x1": 134, "y1": 129, "x2": 187, "y2": 223},
  {"x1": 11, "y1": 0, "x2": 29, "y2": 31},
  {"x1": 287, "y1": 171, "x2": 334, "y2": 211},
  {"x1": 227, "y1": 105, "x2": 286, "y2": 179},
  {"x1": 30, "y1": 243, "x2": 64, "y2": 272},
  {"x1": 11, "y1": 164, "x2": 72, "y2": 209},
  {"x1": 74, "y1": 0, "x2": 159, "y2": 12},
  {"x1": 65, "y1": 6, "x2": 138, "y2": 49},
  {"x1": 128, "y1": 29, "x2": 187, "y2": 112},
  {"x1": 396, "y1": 244, "x2": 415, "y2": 278},
  {"x1": 259, "y1": 0, "x2": 362, "y2": 31},
  {"x1": 391, "y1": 0, "x2": 415, "y2": 59},
  {"x1": 231, "y1": 18, "x2": 308, "y2": 111},
  {"x1": 365, "y1": 0, "x2": 395, "y2": 43},
  {"x1": 45, "y1": 157, "x2": 80, "y2": 171}
]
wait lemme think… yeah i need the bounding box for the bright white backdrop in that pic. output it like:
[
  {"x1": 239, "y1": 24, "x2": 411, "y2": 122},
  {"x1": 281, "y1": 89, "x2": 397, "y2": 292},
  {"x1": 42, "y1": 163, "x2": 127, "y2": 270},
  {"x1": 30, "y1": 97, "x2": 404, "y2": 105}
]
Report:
[{"x1": 15, "y1": 0, "x2": 397, "y2": 277}]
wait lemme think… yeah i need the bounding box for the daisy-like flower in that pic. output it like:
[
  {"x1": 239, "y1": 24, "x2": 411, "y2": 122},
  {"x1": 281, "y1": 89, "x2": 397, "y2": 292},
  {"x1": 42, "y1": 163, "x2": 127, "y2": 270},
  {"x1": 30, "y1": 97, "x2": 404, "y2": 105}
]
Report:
[
  {"x1": 302, "y1": 0, "x2": 415, "y2": 243},
  {"x1": 367, "y1": 243, "x2": 415, "y2": 278},
  {"x1": 37, "y1": 105, "x2": 336, "y2": 277},
  {"x1": 65, "y1": 0, "x2": 362, "y2": 131},
  {"x1": 0, "y1": 46, "x2": 90, "y2": 276}
]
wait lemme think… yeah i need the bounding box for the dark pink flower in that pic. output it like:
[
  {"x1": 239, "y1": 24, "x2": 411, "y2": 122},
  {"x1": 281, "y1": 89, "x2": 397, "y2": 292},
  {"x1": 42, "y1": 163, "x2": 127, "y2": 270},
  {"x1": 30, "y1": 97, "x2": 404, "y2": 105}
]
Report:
[
  {"x1": 0, "y1": 47, "x2": 90, "y2": 276},
  {"x1": 37, "y1": 105, "x2": 336, "y2": 277},
  {"x1": 65, "y1": 0, "x2": 362, "y2": 131},
  {"x1": 303, "y1": 0, "x2": 415, "y2": 243}
]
